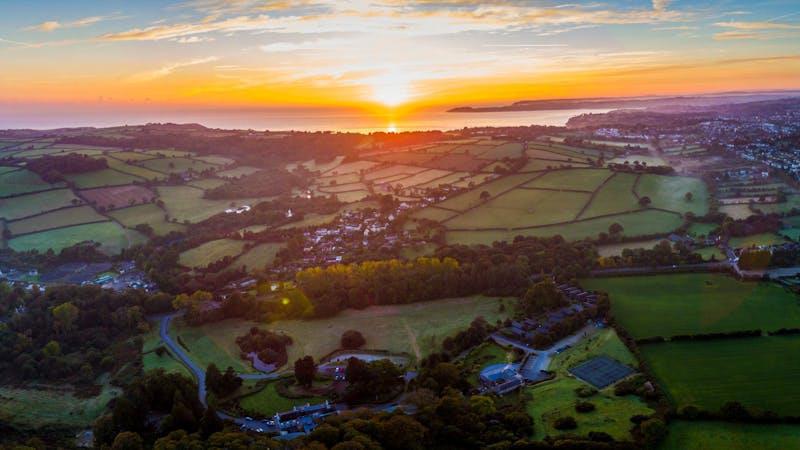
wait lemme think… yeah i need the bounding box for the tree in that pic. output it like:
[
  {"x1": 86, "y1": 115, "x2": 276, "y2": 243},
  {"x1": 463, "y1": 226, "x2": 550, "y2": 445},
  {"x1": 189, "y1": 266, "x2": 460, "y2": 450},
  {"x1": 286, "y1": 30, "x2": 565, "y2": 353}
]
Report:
[
  {"x1": 640, "y1": 418, "x2": 668, "y2": 446},
  {"x1": 553, "y1": 416, "x2": 577, "y2": 430},
  {"x1": 341, "y1": 330, "x2": 366, "y2": 349},
  {"x1": 381, "y1": 414, "x2": 427, "y2": 450},
  {"x1": 638, "y1": 196, "x2": 652, "y2": 207},
  {"x1": 52, "y1": 302, "x2": 79, "y2": 334},
  {"x1": 479, "y1": 190, "x2": 491, "y2": 201},
  {"x1": 608, "y1": 222, "x2": 624, "y2": 235},
  {"x1": 685, "y1": 191, "x2": 693, "y2": 202},
  {"x1": 42, "y1": 340, "x2": 61, "y2": 357},
  {"x1": 294, "y1": 355, "x2": 316, "y2": 388},
  {"x1": 521, "y1": 278, "x2": 566, "y2": 316},
  {"x1": 111, "y1": 432, "x2": 144, "y2": 450}
]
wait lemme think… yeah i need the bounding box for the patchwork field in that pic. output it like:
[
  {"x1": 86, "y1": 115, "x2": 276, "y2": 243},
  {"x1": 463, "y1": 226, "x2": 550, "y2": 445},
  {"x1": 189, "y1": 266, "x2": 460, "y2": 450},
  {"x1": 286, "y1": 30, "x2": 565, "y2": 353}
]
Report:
[
  {"x1": 64, "y1": 169, "x2": 143, "y2": 189},
  {"x1": 410, "y1": 167, "x2": 704, "y2": 245},
  {"x1": 7, "y1": 206, "x2": 107, "y2": 235},
  {"x1": 108, "y1": 203, "x2": 186, "y2": 236},
  {"x1": 641, "y1": 336, "x2": 800, "y2": 415},
  {"x1": 8, "y1": 221, "x2": 145, "y2": 254},
  {"x1": 157, "y1": 185, "x2": 260, "y2": 223},
  {"x1": 0, "y1": 189, "x2": 81, "y2": 220},
  {"x1": 179, "y1": 239, "x2": 247, "y2": 268},
  {"x1": 80, "y1": 185, "x2": 155, "y2": 210},
  {"x1": 596, "y1": 239, "x2": 667, "y2": 257},
  {"x1": 0, "y1": 169, "x2": 61, "y2": 196},
  {"x1": 217, "y1": 166, "x2": 262, "y2": 178},
  {"x1": 173, "y1": 295, "x2": 509, "y2": 372},
  {"x1": 105, "y1": 158, "x2": 165, "y2": 180},
  {"x1": 583, "y1": 274, "x2": 800, "y2": 339},
  {"x1": 729, "y1": 233, "x2": 787, "y2": 249},
  {"x1": 227, "y1": 242, "x2": 286, "y2": 272}
]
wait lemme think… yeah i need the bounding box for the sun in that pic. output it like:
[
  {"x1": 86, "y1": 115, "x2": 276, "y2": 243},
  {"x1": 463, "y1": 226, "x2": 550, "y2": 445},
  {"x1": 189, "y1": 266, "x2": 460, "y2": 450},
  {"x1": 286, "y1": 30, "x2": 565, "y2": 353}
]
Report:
[{"x1": 369, "y1": 73, "x2": 412, "y2": 107}]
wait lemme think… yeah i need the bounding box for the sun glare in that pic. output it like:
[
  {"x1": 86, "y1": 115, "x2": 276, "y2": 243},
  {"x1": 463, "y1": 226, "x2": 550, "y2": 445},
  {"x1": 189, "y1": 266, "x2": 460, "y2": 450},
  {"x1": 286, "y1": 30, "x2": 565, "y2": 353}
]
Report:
[{"x1": 369, "y1": 73, "x2": 412, "y2": 107}]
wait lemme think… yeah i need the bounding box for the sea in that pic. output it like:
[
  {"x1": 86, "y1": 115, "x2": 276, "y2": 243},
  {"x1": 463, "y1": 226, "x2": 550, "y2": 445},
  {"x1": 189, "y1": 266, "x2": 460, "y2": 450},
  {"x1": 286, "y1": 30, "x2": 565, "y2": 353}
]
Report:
[{"x1": 0, "y1": 106, "x2": 613, "y2": 132}]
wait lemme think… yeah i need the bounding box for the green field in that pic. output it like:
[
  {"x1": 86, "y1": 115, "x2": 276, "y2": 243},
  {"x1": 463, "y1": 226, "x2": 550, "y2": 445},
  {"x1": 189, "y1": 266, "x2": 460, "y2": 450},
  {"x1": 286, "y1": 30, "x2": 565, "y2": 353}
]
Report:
[
  {"x1": 228, "y1": 242, "x2": 286, "y2": 273},
  {"x1": 174, "y1": 295, "x2": 509, "y2": 372},
  {"x1": 109, "y1": 151, "x2": 157, "y2": 162},
  {"x1": 64, "y1": 169, "x2": 143, "y2": 188},
  {"x1": 0, "y1": 169, "x2": 60, "y2": 196},
  {"x1": 108, "y1": 203, "x2": 186, "y2": 236},
  {"x1": 179, "y1": 239, "x2": 247, "y2": 268},
  {"x1": 157, "y1": 185, "x2": 262, "y2": 223},
  {"x1": 523, "y1": 168, "x2": 610, "y2": 191},
  {"x1": 140, "y1": 157, "x2": 219, "y2": 174},
  {"x1": 105, "y1": 158, "x2": 165, "y2": 180},
  {"x1": 444, "y1": 189, "x2": 589, "y2": 229},
  {"x1": 7, "y1": 206, "x2": 107, "y2": 235},
  {"x1": 195, "y1": 155, "x2": 235, "y2": 166},
  {"x1": 446, "y1": 209, "x2": 683, "y2": 245},
  {"x1": 661, "y1": 421, "x2": 800, "y2": 450},
  {"x1": 188, "y1": 177, "x2": 227, "y2": 190},
  {"x1": 597, "y1": 239, "x2": 668, "y2": 257},
  {"x1": 688, "y1": 222, "x2": 717, "y2": 237},
  {"x1": 436, "y1": 174, "x2": 534, "y2": 211},
  {"x1": 583, "y1": 274, "x2": 800, "y2": 339},
  {"x1": 580, "y1": 173, "x2": 640, "y2": 219},
  {"x1": 461, "y1": 342, "x2": 512, "y2": 385},
  {"x1": 526, "y1": 329, "x2": 652, "y2": 441},
  {"x1": 729, "y1": 233, "x2": 787, "y2": 249},
  {"x1": 238, "y1": 379, "x2": 325, "y2": 417},
  {"x1": 641, "y1": 336, "x2": 800, "y2": 415},
  {"x1": 636, "y1": 174, "x2": 709, "y2": 216},
  {"x1": 8, "y1": 221, "x2": 145, "y2": 254},
  {"x1": 0, "y1": 188, "x2": 81, "y2": 220},
  {"x1": 0, "y1": 383, "x2": 120, "y2": 429},
  {"x1": 695, "y1": 246, "x2": 725, "y2": 261}
]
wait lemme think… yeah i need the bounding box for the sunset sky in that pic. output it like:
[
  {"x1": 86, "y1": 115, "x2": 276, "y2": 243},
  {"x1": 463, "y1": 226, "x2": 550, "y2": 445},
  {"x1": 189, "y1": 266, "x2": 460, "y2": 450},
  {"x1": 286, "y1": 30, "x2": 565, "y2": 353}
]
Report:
[{"x1": 1, "y1": 0, "x2": 799, "y2": 121}]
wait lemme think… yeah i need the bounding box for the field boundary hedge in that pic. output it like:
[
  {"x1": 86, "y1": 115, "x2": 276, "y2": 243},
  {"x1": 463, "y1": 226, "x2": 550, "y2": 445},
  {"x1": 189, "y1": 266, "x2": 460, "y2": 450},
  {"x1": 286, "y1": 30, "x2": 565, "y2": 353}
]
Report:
[
  {"x1": 5, "y1": 204, "x2": 86, "y2": 224},
  {"x1": 574, "y1": 171, "x2": 618, "y2": 220},
  {"x1": 9, "y1": 218, "x2": 112, "y2": 238}
]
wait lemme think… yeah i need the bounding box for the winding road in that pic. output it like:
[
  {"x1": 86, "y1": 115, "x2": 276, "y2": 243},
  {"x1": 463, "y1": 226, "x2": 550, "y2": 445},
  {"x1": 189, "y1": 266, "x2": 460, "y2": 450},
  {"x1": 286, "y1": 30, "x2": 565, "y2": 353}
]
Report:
[{"x1": 157, "y1": 313, "x2": 280, "y2": 432}]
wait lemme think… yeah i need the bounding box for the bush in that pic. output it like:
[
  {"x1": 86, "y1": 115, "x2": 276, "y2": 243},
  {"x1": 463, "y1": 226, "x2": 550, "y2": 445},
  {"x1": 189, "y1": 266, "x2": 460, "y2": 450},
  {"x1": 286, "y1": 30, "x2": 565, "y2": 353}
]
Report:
[
  {"x1": 588, "y1": 431, "x2": 614, "y2": 442},
  {"x1": 575, "y1": 386, "x2": 597, "y2": 398},
  {"x1": 553, "y1": 416, "x2": 578, "y2": 430},
  {"x1": 575, "y1": 401, "x2": 596, "y2": 413},
  {"x1": 340, "y1": 330, "x2": 366, "y2": 349}
]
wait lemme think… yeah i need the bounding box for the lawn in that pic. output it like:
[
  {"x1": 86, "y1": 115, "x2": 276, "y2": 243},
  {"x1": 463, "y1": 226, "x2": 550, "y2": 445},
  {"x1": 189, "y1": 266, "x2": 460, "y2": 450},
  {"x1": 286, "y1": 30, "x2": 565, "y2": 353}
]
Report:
[
  {"x1": 635, "y1": 174, "x2": 709, "y2": 216},
  {"x1": 729, "y1": 233, "x2": 787, "y2": 249},
  {"x1": 584, "y1": 274, "x2": 800, "y2": 339},
  {"x1": 579, "y1": 172, "x2": 640, "y2": 219},
  {"x1": 0, "y1": 188, "x2": 81, "y2": 220},
  {"x1": 238, "y1": 379, "x2": 325, "y2": 417},
  {"x1": 8, "y1": 221, "x2": 145, "y2": 254},
  {"x1": 660, "y1": 421, "x2": 800, "y2": 450},
  {"x1": 227, "y1": 242, "x2": 286, "y2": 273},
  {"x1": 108, "y1": 203, "x2": 186, "y2": 236},
  {"x1": 461, "y1": 342, "x2": 515, "y2": 385},
  {"x1": 179, "y1": 239, "x2": 247, "y2": 268},
  {"x1": 64, "y1": 169, "x2": 144, "y2": 188},
  {"x1": 174, "y1": 295, "x2": 510, "y2": 372},
  {"x1": 0, "y1": 169, "x2": 60, "y2": 196},
  {"x1": 641, "y1": 336, "x2": 800, "y2": 415},
  {"x1": 446, "y1": 209, "x2": 683, "y2": 245},
  {"x1": 523, "y1": 168, "x2": 611, "y2": 191},
  {"x1": 526, "y1": 328, "x2": 651, "y2": 441},
  {"x1": 443, "y1": 189, "x2": 589, "y2": 229},
  {"x1": 7, "y1": 206, "x2": 107, "y2": 235},
  {"x1": 0, "y1": 383, "x2": 120, "y2": 429}
]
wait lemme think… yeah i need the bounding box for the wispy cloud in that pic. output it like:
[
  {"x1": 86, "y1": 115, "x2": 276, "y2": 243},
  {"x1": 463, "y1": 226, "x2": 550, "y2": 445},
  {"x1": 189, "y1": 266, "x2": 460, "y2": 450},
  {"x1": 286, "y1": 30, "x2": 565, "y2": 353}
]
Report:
[
  {"x1": 24, "y1": 15, "x2": 115, "y2": 32},
  {"x1": 128, "y1": 56, "x2": 219, "y2": 82},
  {"x1": 713, "y1": 19, "x2": 800, "y2": 40}
]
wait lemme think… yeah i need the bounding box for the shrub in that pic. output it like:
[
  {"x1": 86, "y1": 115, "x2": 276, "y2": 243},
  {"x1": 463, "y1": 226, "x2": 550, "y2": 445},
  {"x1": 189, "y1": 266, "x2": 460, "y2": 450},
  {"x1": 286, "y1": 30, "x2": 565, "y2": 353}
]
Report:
[
  {"x1": 575, "y1": 401, "x2": 596, "y2": 413},
  {"x1": 553, "y1": 416, "x2": 578, "y2": 430},
  {"x1": 340, "y1": 330, "x2": 366, "y2": 349},
  {"x1": 575, "y1": 386, "x2": 597, "y2": 398}
]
